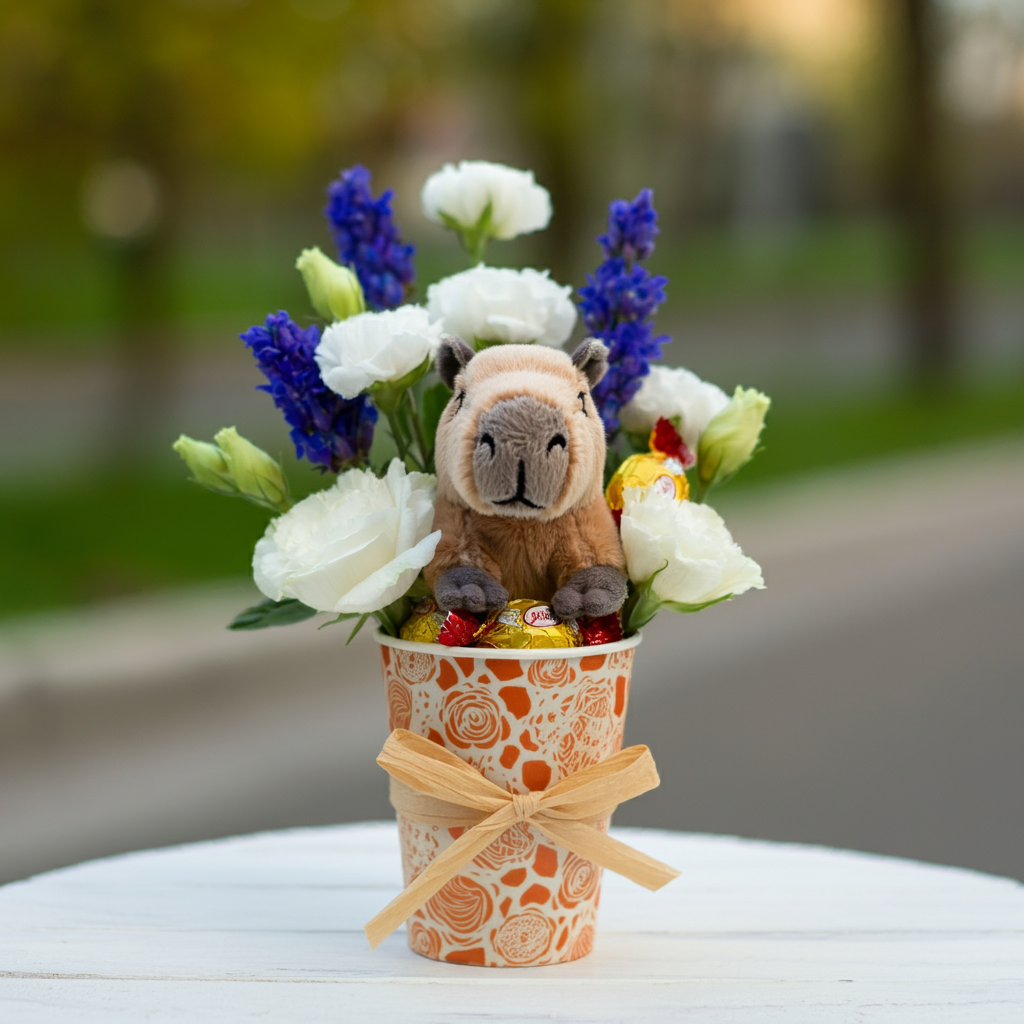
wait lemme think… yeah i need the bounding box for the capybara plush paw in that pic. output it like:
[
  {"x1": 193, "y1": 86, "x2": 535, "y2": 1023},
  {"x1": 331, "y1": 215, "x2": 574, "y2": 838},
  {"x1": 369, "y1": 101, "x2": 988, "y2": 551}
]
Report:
[
  {"x1": 551, "y1": 565, "x2": 628, "y2": 620},
  {"x1": 434, "y1": 565, "x2": 509, "y2": 613}
]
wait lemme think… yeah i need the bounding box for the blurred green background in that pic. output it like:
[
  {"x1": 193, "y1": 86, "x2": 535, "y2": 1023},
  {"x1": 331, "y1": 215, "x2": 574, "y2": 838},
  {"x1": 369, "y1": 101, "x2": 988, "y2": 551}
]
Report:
[{"x1": 2, "y1": 0, "x2": 1023, "y2": 619}]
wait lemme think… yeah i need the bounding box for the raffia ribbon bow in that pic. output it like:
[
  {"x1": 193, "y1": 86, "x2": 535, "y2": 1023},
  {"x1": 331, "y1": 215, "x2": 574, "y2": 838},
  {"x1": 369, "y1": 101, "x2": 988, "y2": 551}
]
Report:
[{"x1": 365, "y1": 729, "x2": 680, "y2": 949}]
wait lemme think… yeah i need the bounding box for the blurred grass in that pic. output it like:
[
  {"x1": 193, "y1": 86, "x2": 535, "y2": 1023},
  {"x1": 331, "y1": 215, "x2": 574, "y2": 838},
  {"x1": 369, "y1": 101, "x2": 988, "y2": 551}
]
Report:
[
  {"x1": 658, "y1": 220, "x2": 1024, "y2": 307},
  {"x1": 1, "y1": 380, "x2": 1022, "y2": 620},
  {"x1": 2, "y1": 479, "x2": 272, "y2": 619},
  {"x1": 730, "y1": 381, "x2": 1024, "y2": 487},
  {"x1": 4, "y1": 219, "x2": 1024, "y2": 347}
]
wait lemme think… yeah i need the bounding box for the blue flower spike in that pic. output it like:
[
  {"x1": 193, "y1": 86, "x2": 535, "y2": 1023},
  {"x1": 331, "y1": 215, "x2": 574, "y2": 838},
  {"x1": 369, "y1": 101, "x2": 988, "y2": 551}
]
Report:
[
  {"x1": 578, "y1": 188, "x2": 669, "y2": 436},
  {"x1": 324, "y1": 166, "x2": 416, "y2": 311},
  {"x1": 241, "y1": 312, "x2": 377, "y2": 473}
]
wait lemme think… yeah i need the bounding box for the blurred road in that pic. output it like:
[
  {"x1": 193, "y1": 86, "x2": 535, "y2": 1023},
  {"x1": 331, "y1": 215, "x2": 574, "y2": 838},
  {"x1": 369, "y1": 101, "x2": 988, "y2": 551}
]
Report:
[{"x1": 1, "y1": 438, "x2": 1022, "y2": 886}]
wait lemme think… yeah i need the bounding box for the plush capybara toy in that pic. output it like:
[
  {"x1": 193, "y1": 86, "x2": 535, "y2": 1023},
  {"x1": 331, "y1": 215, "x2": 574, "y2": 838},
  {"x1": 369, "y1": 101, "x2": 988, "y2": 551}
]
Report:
[{"x1": 424, "y1": 336, "x2": 627, "y2": 620}]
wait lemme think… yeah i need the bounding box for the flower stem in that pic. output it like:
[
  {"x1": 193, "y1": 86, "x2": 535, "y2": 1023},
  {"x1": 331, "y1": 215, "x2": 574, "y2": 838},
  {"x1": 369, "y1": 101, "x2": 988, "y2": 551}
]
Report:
[
  {"x1": 384, "y1": 409, "x2": 413, "y2": 468},
  {"x1": 406, "y1": 390, "x2": 430, "y2": 469},
  {"x1": 469, "y1": 233, "x2": 488, "y2": 263}
]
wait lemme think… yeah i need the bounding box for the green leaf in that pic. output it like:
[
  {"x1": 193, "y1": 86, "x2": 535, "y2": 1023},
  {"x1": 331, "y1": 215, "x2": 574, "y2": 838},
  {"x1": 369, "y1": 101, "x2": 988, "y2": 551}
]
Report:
[
  {"x1": 661, "y1": 594, "x2": 733, "y2": 614},
  {"x1": 346, "y1": 613, "x2": 373, "y2": 644},
  {"x1": 438, "y1": 210, "x2": 466, "y2": 234},
  {"x1": 621, "y1": 569, "x2": 666, "y2": 635},
  {"x1": 420, "y1": 381, "x2": 450, "y2": 459},
  {"x1": 405, "y1": 573, "x2": 432, "y2": 601},
  {"x1": 369, "y1": 356, "x2": 432, "y2": 416},
  {"x1": 621, "y1": 429, "x2": 651, "y2": 455},
  {"x1": 440, "y1": 202, "x2": 494, "y2": 263},
  {"x1": 622, "y1": 562, "x2": 735, "y2": 634},
  {"x1": 228, "y1": 598, "x2": 318, "y2": 630},
  {"x1": 317, "y1": 611, "x2": 362, "y2": 630},
  {"x1": 603, "y1": 446, "x2": 625, "y2": 489}
]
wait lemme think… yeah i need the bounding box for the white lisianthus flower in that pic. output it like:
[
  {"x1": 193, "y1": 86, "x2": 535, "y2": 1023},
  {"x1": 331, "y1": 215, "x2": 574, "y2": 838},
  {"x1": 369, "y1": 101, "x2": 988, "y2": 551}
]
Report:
[
  {"x1": 426, "y1": 265, "x2": 576, "y2": 347},
  {"x1": 253, "y1": 459, "x2": 441, "y2": 615},
  {"x1": 315, "y1": 305, "x2": 442, "y2": 400},
  {"x1": 620, "y1": 489, "x2": 764, "y2": 606},
  {"x1": 619, "y1": 365, "x2": 731, "y2": 451},
  {"x1": 421, "y1": 161, "x2": 552, "y2": 241}
]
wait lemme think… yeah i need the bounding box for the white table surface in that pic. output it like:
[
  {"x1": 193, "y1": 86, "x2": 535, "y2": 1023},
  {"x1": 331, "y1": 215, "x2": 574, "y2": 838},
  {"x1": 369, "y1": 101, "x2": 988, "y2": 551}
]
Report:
[{"x1": 1, "y1": 823, "x2": 1021, "y2": 1022}]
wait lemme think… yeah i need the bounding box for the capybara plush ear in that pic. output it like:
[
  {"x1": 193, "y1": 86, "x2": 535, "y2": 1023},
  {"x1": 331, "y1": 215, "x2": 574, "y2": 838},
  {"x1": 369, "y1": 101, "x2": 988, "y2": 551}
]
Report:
[
  {"x1": 571, "y1": 337, "x2": 609, "y2": 388},
  {"x1": 436, "y1": 335, "x2": 476, "y2": 390}
]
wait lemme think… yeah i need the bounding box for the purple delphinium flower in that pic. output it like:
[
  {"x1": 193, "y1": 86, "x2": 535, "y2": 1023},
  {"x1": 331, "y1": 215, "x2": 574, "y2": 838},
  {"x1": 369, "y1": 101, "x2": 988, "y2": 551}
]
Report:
[
  {"x1": 599, "y1": 189, "x2": 659, "y2": 264},
  {"x1": 241, "y1": 311, "x2": 376, "y2": 473},
  {"x1": 578, "y1": 188, "x2": 669, "y2": 436},
  {"x1": 324, "y1": 165, "x2": 415, "y2": 311}
]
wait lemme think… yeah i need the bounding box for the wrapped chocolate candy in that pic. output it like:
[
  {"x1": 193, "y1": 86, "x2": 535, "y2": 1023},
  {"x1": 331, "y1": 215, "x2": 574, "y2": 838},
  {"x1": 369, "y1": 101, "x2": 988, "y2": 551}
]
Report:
[
  {"x1": 475, "y1": 599, "x2": 581, "y2": 649},
  {"x1": 578, "y1": 612, "x2": 623, "y2": 646},
  {"x1": 605, "y1": 417, "x2": 693, "y2": 512},
  {"x1": 400, "y1": 598, "x2": 490, "y2": 647},
  {"x1": 437, "y1": 608, "x2": 487, "y2": 647},
  {"x1": 399, "y1": 597, "x2": 446, "y2": 644}
]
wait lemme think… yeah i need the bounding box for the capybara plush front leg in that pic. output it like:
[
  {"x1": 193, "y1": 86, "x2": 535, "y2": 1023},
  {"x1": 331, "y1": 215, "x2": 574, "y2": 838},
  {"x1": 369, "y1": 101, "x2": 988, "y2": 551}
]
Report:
[
  {"x1": 551, "y1": 565, "x2": 628, "y2": 620},
  {"x1": 434, "y1": 565, "x2": 509, "y2": 613}
]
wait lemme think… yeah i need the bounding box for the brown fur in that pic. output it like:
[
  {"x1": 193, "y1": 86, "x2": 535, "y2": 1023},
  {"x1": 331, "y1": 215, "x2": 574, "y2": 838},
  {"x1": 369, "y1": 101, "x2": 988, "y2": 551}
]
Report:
[{"x1": 425, "y1": 341, "x2": 625, "y2": 606}]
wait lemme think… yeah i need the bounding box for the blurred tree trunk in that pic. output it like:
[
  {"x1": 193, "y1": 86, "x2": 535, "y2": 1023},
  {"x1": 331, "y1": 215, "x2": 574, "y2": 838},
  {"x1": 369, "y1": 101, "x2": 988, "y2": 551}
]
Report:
[
  {"x1": 101, "y1": 41, "x2": 182, "y2": 468},
  {"x1": 516, "y1": 0, "x2": 593, "y2": 284},
  {"x1": 894, "y1": 0, "x2": 956, "y2": 388},
  {"x1": 107, "y1": 220, "x2": 178, "y2": 465}
]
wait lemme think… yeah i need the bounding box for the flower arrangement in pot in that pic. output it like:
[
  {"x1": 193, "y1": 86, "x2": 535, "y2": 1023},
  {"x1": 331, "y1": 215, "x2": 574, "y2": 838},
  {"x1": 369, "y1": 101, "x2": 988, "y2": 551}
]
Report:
[{"x1": 174, "y1": 160, "x2": 769, "y2": 966}]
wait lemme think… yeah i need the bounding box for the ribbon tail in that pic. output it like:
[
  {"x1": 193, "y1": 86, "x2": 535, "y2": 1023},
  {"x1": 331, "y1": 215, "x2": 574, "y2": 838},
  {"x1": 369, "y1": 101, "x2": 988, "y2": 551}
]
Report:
[
  {"x1": 364, "y1": 814, "x2": 510, "y2": 950},
  {"x1": 533, "y1": 819, "x2": 680, "y2": 892}
]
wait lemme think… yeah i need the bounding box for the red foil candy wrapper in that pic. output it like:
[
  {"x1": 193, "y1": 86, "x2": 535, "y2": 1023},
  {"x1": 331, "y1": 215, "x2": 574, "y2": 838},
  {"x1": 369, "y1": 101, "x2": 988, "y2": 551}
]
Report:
[
  {"x1": 437, "y1": 608, "x2": 484, "y2": 647},
  {"x1": 578, "y1": 613, "x2": 623, "y2": 647}
]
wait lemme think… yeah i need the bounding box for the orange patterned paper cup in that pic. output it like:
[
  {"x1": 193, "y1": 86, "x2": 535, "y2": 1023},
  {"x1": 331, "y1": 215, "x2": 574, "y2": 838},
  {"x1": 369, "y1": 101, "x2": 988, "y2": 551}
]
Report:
[{"x1": 376, "y1": 629, "x2": 642, "y2": 967}]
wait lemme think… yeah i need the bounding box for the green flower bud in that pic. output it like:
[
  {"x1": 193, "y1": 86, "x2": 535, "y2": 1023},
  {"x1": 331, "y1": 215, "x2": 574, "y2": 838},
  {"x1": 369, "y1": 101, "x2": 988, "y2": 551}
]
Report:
[
  {"x1": 295, "y1": 246, "x2": 366, "y2": 322},
  {"x1": 173, "y1": 435, "x2": 238, "y2": 496},
  {"x1": 697, "y1": 387, "x2": 771, "y2": 494},
  {"x1": 213, "y1": 427, "x2": 291, "y2": 513}
]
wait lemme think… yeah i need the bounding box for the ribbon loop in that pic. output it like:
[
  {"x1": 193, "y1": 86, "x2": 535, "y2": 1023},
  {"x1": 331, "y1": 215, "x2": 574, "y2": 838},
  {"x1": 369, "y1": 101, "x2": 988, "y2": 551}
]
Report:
[{"x1": 365, "y1": 729, "x2": 680, "y2": 950}]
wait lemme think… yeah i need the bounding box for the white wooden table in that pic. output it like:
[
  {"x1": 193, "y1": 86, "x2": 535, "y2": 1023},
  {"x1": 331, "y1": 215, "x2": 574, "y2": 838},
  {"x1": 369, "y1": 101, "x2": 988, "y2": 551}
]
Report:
[{"x1": 1, "y1": 823, "x2": 1022, "y2": 1022}]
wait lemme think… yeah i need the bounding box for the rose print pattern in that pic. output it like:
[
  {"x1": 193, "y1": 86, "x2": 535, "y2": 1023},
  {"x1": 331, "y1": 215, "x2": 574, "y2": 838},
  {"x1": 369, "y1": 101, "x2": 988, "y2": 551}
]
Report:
[
  {"x1": 569, "y1": 923, "x2": 594, "y2": 960},
  {"x1": 556, "y1": 678, "x2": 621, "y2": 776},
  {"x1": 607, "y1": 649, "x2": 632, "y2": 672},
  {"x1": 386, "y1": 677, "x2": 412, "y2": 731},
  {"x1": 557, "y1": 853, "x2": 602, "y2": 909},
  {"x1": 492, "y1": 910, "x2": 556, "y2": 965},
  {"x1": 396, "y1": 648, "x2": 436, "y2": 684},
  {"x1": 527, "y1": 658, "x2": 571, "y2": 689},
  {"x1": 472, "y1": 822, "x2": 536, "y2": 872},
  {"x1": 408, "y1": 919, "x2": 442, "y2": 959},
  {"x1": 443, "y1": 689, "x2": 503, "y2": 749},
  {"x1": 380, "y1": 639, "x2": 635, "y2": 966},
  {"x1": 427, "y1": 875, "x2": 493, "y2": 936}
]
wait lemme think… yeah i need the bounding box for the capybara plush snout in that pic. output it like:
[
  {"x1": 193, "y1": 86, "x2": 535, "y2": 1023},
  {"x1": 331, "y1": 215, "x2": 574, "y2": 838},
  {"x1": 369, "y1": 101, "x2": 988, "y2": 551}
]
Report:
[
  {"x1": 425, "y1": 337, "x2": 628, "y2": 620},
  {"x1": 472, "y1": 395, "x2": 570, "y2": 515}
]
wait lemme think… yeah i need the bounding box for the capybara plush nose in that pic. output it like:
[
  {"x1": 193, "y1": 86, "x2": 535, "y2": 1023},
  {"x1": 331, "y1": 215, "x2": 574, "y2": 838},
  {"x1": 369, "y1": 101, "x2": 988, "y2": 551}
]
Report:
[{"x1": 472, "y1": 395, "x2": 570, "y2": 515}]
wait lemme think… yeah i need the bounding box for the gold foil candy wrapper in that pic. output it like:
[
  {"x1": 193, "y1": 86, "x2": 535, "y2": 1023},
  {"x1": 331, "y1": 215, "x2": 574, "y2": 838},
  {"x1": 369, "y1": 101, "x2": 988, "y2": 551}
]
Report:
[
  {"x1": 475, "y1": 599, "x2": 581, "y2": 650},
  {"x1": 399, "y1": 597, "x2": 445, "y2": 644},
  {"x1": 605, "y1": 451, "x2": 689, "y2": 510}
]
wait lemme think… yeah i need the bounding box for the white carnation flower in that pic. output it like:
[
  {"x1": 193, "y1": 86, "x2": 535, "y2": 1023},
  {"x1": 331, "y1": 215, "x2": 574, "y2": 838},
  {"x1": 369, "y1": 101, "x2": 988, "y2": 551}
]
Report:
[
  {"x1": 253, "y1": 459, "x2": 441, "y2": 615},
  {"x1": 315, "y1": 305, "x2": 442, "y2": 400},
  {"x1": 620, "y1": 489, "x2": 764, "y2": 606},
  {"x1": 619, "y1": 365, "x2": 730, "y2": 450},
  {"x1": 421, "y1": 161, "x2": 551, "y2": 240},
  {"x1": 426, "y1": 265, "x2": 576, "y2": 347}
]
